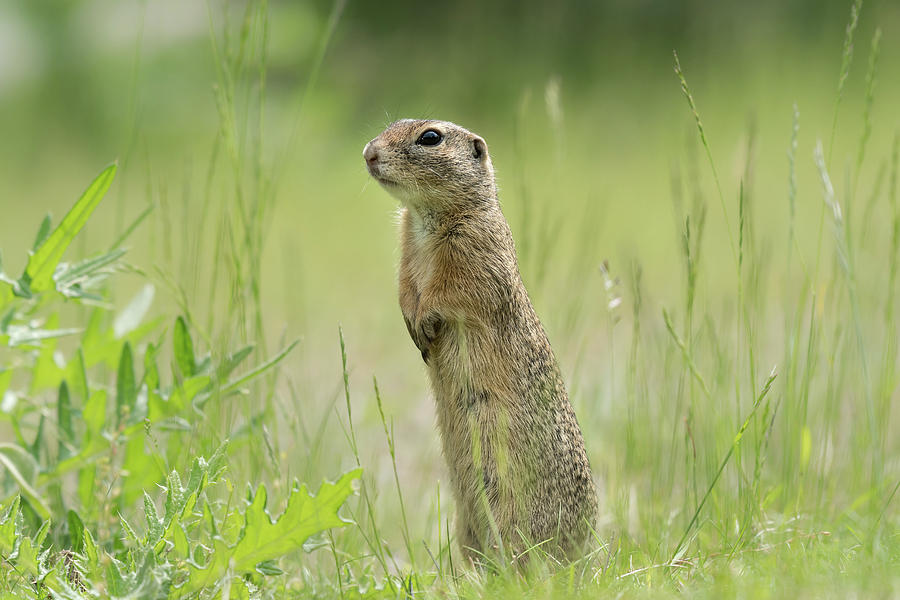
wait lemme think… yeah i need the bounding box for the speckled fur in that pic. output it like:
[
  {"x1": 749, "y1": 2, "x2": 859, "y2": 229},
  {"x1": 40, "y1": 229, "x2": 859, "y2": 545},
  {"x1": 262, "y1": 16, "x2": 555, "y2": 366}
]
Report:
[{"x1": 363, "y1": 119, "x2": 598, "y2": 563}]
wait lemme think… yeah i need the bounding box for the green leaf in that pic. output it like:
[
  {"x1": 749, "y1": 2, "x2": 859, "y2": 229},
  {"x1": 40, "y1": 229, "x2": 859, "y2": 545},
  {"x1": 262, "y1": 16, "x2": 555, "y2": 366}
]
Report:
[
  {"x1": 33, "y1": 517, "x2": 50, "y2": 548},
  {"x1": 0, "y1": 496, "x2": 21, "y2": 558},
  {"x1": 174, "y1": 316, "x2": 196, "y2": 378},
  {"x1": 0, "y1": 444, "x2": 50, "y2": 520},
  {"x1": 83, "y1": 389, "x2": 106, "y2": 438},
  {"x1": 172, "y1": 375, "x2": 211, "y2": 408},
  {"x1": 218, "y1": 339, "x2": 299, "y2": 396},
  {"x1": 67, "y1": 509, "x2": 85, "y2": 554},
  {"x1": 57, "y1": 381, "x2": 75, "y2": 461},
  {"x1": 117, "y1": 342, "x2": 136, "y2": 426},
  {"x1": 162, "y1": 470, "x2": 185, "y2": 527},
  {"x1": 55, "y1": 248, "x2": 127, "y2": 300},
  {"x1": 174, "y1": 468, "x2": 361, "y2": 596},
  {"x1": 217, "y1": 345, "x2": 255, "y2": 380},
  {"x1": 255, "y1": 559, "x2": 284, "y2": 576},
  {"x1": 77, "y1": 465, "x2": 96, "y2": 516},
  {"x1": 106, "y1": 558, "x2": 129, "y2": 597},
  {"x1": 144, "y1": 341, "x2": 160, "y2": 391},
  {"x1": 83, "y1": 527, "x2": 99, "y2": 578},
  {"x1": 17, "y1": 520, "x2": 49, "y2": 578},
  {"x1": 28, "y1": 415, "x2": 45, "y2": 461},
  {"x1": 67, "y1": 348, "x2": 89, "y2": 403},
  {"x1": 165, "y1": 522, "x2": 190, "y2": 559},
  {"x1": 119, "y1": 512, "x2": 139, "y2": 544},
  {"x1": 144, "y1": 492, "x2": 164, "y2": 544},
  {"x1": 32, "y1": 215, "x2": 52, "y2": 252},
  {"x1": 23, "y1": 164, "x2": 117, "y2": 293}
]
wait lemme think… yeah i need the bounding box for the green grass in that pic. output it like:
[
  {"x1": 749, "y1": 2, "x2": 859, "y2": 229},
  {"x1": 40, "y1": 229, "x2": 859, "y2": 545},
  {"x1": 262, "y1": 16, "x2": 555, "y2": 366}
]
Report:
[{"x1": 1, "y1": 0, "x2": 899, "y2": 597}]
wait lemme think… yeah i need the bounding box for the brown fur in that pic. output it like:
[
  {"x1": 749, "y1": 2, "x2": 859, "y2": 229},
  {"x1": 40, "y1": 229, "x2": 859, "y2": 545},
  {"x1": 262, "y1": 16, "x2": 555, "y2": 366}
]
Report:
[{"x1": 363, "y1": 119, "x2": 598, "y2": 564}]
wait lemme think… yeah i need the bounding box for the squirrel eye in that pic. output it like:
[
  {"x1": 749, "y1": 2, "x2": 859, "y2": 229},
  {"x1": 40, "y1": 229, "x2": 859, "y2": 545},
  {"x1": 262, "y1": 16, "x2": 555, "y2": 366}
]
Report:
[{"x1": 416, "y1": 129, "x2": 442, "y2": 146}]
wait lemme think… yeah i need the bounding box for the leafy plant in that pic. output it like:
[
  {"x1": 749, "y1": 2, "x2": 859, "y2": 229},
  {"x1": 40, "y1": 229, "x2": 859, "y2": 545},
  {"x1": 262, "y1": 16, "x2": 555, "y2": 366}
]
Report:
[{"x1": 0, "y1": 166, "x2": 359, "y2": 598}]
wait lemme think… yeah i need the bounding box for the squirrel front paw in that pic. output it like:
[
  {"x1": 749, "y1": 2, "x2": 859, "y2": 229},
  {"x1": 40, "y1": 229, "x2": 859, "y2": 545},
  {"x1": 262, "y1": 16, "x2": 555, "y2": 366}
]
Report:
[{"x1": 405, "y1": 310, "x2": 443, "y2": 364}]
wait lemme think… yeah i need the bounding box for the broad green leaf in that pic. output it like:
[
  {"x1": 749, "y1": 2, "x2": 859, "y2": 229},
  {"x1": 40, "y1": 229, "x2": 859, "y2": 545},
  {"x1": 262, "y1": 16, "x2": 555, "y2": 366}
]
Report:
[
  {"x1": 23, "y1": 164, "x2": 117, "y2": 293},
  {"x1": 117, "y1": 342, "x2": 136, "y2": 426},
  {"x1": 255, "y1": 559, "x2": 284, "y2": 576},
  {"x1": 174, "y1": 316, "x2": 196, "y2": 378},
  {"x1": 0, "y1": 444, "x2": 50, "y2": 520},
  {"x1": 174, "y1": 468, "x2": 361, "y2": 596},
  {"x1": 83, "y1": 527, "x2": 99, "y2": 577},
  {"x1": 16, "y1": 526, "x2": 44, "y2": 577},
  {"x1": 220, "y1": 504, "x2": 244, "y2": 545},
  {"x1": 106, "y1": 559, "x2": 129, "y2": 597},
  {"x1": 0, "y1": 496, "x2": 20, "y2": 558},
  {"x1": 67, "y1": 509, "x2": 84, "y2": 554},
  {"x1": 169, "y1": 523, "x2": 189, "y2": 558},
  {"x1": 114, "y1": 284, "x2": 155, "y2": 339}
]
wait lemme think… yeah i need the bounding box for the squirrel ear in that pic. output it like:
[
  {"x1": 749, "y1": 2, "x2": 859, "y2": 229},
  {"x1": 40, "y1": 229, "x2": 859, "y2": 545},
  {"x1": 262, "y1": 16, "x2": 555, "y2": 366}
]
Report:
[{"x1": 472, "y1": 136, "x2": 487, "y2": 161}]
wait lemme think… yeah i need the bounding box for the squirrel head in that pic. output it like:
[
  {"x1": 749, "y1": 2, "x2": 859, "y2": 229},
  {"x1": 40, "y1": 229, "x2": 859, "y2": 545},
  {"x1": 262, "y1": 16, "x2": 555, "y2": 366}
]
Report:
[{"x1": 363, "y1": 119, "x2": 496, "y2": 212}]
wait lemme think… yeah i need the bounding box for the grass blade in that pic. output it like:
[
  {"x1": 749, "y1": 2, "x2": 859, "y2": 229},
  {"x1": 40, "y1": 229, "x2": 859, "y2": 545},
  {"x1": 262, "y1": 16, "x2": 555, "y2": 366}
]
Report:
[
  {"x1": 219, "y1": 339, "x2": 299, "y2": 395},
  {"x1": 671, "y1": 367, "x2": 777, "y2": 561},
  {"x1": 828, "y1": 0, "x2": 862, "y2": 164}
]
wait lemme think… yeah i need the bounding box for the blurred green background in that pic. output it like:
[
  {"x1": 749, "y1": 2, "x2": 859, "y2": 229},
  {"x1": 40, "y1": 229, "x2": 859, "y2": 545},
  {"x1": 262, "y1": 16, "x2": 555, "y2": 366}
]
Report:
[
  {"x1": 1, "y1": 1, "x2": 899, "y2": 581},
  {"x1": 2, "y1": 0, "x2": 898, "y2": 322}
]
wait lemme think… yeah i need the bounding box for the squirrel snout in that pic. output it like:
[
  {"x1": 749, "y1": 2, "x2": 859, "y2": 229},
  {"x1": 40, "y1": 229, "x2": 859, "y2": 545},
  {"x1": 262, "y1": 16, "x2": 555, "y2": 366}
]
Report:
[{"x1": 363, "y1": 141, "x2": 379, "y2": 166}]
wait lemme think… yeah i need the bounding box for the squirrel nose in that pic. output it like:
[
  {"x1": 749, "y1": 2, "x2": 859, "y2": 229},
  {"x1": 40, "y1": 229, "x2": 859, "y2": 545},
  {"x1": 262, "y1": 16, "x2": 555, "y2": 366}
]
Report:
[{"x1": 363, "y1": 142, "x2": 379, "y2": 165}]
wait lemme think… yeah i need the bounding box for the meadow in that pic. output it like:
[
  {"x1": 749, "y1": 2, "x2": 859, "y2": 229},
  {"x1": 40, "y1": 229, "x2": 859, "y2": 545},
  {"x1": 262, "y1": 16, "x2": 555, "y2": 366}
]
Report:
[{"x1": 0, "y1": 0, "x2": 898, "y2": 597}]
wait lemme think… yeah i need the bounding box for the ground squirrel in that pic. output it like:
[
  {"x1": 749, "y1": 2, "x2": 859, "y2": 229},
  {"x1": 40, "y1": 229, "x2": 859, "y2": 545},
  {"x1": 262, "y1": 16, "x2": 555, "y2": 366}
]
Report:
[{"x1": 363, "y1": 119, "x2": 598, "y2": 563}]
